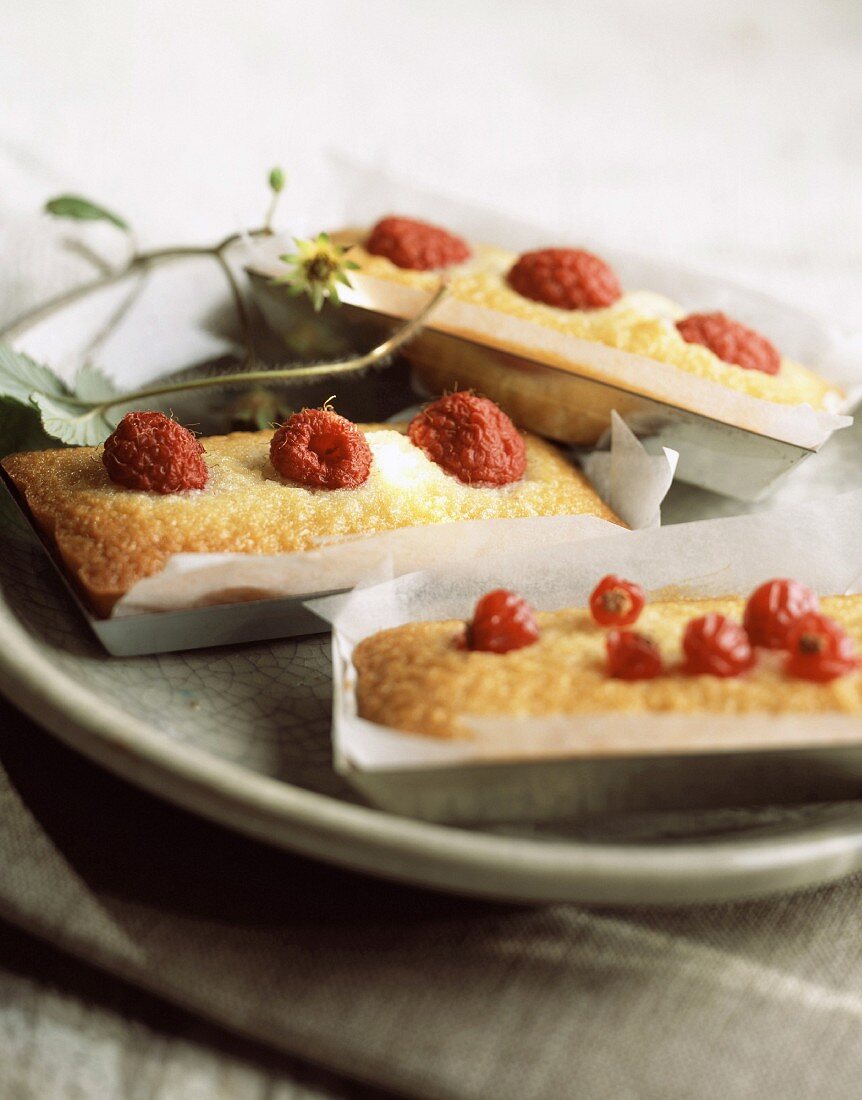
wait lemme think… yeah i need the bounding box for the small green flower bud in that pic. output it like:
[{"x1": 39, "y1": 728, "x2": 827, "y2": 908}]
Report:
[{"x1": 268, "y1": 167, "x2": 286, "y2": 194}]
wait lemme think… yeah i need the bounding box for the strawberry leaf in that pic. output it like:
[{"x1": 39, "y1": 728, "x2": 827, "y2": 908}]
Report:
[
  {"x1": 0, "y1": 399, "x2": 55, "y2": 458},
  {"x1": 0, "y1": 342, "x2": 69, "y2": 404},
  {"x1": 45, "y1": 195, "x2": 130, "y2": 232},
  {"x1": 73, "y1": 361, "x2": 121, "y2": 402},
  {"x1": 0, "y1": 345, "x2": 121, "y2": 446},
  {"x1": 30, "y1": 393, "x2": 118, "y2": 446}
]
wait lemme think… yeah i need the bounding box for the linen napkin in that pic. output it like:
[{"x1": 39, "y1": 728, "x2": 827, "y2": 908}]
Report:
[{"x1": 3, "y1": 697, "x2": 862, "y2": 1100}]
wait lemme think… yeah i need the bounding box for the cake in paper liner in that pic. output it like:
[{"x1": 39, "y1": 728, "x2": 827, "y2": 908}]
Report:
[
  {"x1": 309, "y1": 489, "x2": 862, "y2": 823},
  {"x1": 252, "y1": 243, "x2": 855, "y2": 446},
  {"x1": 4, "y1": 410, "x2": 683, "y2": 625},
  {"x1": 247, "y1": 160, "x2": 860, "y2": 500},
  {"x1": 113, "y1": 414, "x2": 674, "y2": 616}
]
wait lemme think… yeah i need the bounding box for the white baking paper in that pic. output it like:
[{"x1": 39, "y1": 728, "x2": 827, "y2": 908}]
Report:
[
  {"x1": 112, "y1": 513, "x2": 617, "y2": 617},
  {"x1": 581, "y1": 412, "x2": 678, "y2": 529},
  {"x1": 310, "y1": 486, "x2": 862, "y2": 777}
]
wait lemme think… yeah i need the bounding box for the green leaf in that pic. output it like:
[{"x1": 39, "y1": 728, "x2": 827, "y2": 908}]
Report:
[
  {"x1": 0, "y1": 342, "x2": 69, "y2": 404},
  {"x1": 73, "y1": 361, "x2": 120, "y2": 402},
  {"x1": 0, "y1": 398, "x2": 55, "y2": 458},
  {"x1": 30, "y1": 393, "x2": 118, "y2": 447},
  {"x1": 268, "y1": 167, "x2": 286, "y2": 194},
  {"x1": 44, "y1": 195, "x2": 130, "y2": 232},
  {"x1": 0, "y1": 347, "x2": 124, "y2": 446}
]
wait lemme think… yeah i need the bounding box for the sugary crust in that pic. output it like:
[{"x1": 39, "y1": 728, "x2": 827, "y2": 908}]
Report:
[
  {"x1": 345, "y1": 235, "x2": 839, "y2": 411},
  {"x1": 353, "y1": 596, "x2": 862, "y2": 739},
  {"x1": 2, "y1": 425, "x2": 620, "y2": 616}
]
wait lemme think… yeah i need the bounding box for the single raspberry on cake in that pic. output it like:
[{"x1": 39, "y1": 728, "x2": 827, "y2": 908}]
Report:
[
  {"x1": 676, "y1": 312, "x2": 781, "y2": 375},
  {"x1": 682, "y1": 614, "x2": 755, "y2": 678},
  {"x1": 507, "y1": 248, "x2": 622, "y2": 310},
  {"x1": 606, "y1": 630, "x2": 663, "y2": 680},
  {"x1": 270, "y1": 408, "x2": 372, "y2": 489},
  {"x1": 467, "y1": 589, "x2": 539, "y2": 654},
  {"x1": 785, "y1": 613, "x2": 860, "y2": 682},
  {"x1": 408, "y1": 392, "x2": 526, "y2": 486},
  {"x1": 366, "y1": 216, "x2": 471, "y2": 270},
  {"x1": 590, "y1": 575, "x2": 645, "y2": 627},
  {"x1": 744, "y1": 579, "x2": 820, "y2": 649},
  {"x1": 102, "y1": 411, "x2": 208, "y2": 494}
]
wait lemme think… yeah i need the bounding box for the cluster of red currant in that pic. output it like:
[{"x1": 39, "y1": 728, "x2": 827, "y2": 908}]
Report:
[{"x1": 462, "y1": 578, "x2": 859, "y2": 685}]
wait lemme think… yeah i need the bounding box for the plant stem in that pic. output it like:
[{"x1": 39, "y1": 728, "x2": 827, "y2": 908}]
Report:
[
  {"x1": 214, "y1": 250, "x2": 255, "y2": 363},
  {"x1": 0, "y1": 227, "x2": 272, "y2": 344},
  {"x1": 264, "y1": 191, "x2": 280, "y2": 232},
  {"x1": 57, "y1": 282, "x2": 450, "y2": 414}
]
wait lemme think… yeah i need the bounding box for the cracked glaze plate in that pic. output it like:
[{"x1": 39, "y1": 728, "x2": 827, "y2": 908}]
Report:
[{"x1": 3, "y1": 258, "x2": 862, "y2": 907}]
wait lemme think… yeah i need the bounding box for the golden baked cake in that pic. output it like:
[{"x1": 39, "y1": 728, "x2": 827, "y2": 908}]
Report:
[
  {"x1": 353, "y1": 593, "x2": 862, "y2": 740},
  {"x1": 338, "y1": 219, "x2": 840, "y2": 420},
  {"x1": 2, "y1": 421, "x2": 620, "y2": 617}
]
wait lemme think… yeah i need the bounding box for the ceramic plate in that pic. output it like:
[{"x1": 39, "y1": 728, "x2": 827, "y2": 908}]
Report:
[{"x1": 3, "y1": 258, "x2": 862, "y2": 907}]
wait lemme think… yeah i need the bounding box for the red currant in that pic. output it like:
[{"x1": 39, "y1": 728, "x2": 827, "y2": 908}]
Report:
[
  {"x1": 606, "y1": 630, "x2": 663, "y2": 680},
  {"x1": 467, "y1": 589, "x2": 539, "y2": 654},
  {"x1": 784, "y1": 613, "x2": 860, "y2": 683},
  {"x1": 682, "y1": 614, "x2": 755, "y2": 678},
  {"x1": 744, "y1": 579, "x2": 820, "y2": 649},
  {"x1": 589, "y1": 575, "x2": 645, "y2": 627}
]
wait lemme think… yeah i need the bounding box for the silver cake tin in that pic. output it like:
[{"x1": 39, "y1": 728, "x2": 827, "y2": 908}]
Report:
[
  {"x1": 2, "y1": 470, "x2": 336, "y2": 656},
  {"x1": 330, "y1": 636, "x2": 862, "y2": 826}
]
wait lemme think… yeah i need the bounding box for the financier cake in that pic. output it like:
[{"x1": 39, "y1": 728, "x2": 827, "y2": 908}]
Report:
[
  {"x1": 353, "y1": 579, "x2": 862, "y2": 740},
  {"x1": 1, "y1": 396, "x2": 621, "y2": 617},
  {"x1": 336, "y1": 216, "x2": 841, "y2": 429}
]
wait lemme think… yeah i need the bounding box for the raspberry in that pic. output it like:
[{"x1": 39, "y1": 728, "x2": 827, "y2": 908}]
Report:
[
  {"x1": 507, "y1": 248, "x2": 622, "y2": 311},
  {"x1": 682, "y1": 614, "x2": 755, "y2": 678},
  {"x1": 366, "y1": 216, "x2": 471, "y2": 271},
  {"x1": 408, "y1": 392, "x2": 526, "y2": 486},
  {"x1": 676, "y1": 312, "x2": 781, "y2": 375},
  {"x1": 785, "y1": 613, "x2": 860, "y2": 683},
  {"x1": 102, "y1": 411, "x2": 207, "y2": 494},
  {"x1": 270, "y1": 408, "x2": 372, "y2": 489},
  {"x1": 467, "y1": 589, "x2": 539, "y2": 654},
  {"x1": 589, "y1": 575, "x2": 646, "y2": 627},
  {"x1": 744, "y1": 579, "x2": 820, "y2": 649},
  {"x1": 606, "y1": 630, "x2": 663, "y2": 680}
]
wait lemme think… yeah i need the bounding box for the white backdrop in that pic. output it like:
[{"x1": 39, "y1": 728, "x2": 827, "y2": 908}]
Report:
[{"x1": 1, "y1": 0, "x2": 860, "y2": 324}]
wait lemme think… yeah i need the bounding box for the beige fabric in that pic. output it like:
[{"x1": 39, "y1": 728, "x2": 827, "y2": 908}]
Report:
[
  {"x1": 1, "y1": 698, "x2": 861, "y2": 1100},
  {"x1": 0, "y1": 922, "x2": 370, "y2": 1100}
]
